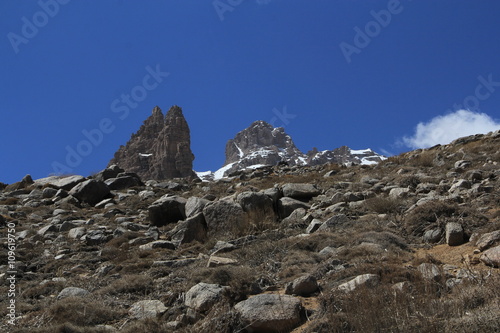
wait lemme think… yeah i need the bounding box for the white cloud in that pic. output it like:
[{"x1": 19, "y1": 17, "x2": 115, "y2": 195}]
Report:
[{"x1": 402, "y1": 110, "x2": 500, "y2": 149}]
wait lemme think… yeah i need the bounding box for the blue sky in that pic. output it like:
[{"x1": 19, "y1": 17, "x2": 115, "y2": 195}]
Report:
[{"x1": 1, "y1": 0, "x2": 500, "y2": 184}]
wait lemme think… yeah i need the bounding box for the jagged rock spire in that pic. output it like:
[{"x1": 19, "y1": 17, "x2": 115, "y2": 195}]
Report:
[{"x1": 109, "y1": 105, "x2": 196, "y2": 180}]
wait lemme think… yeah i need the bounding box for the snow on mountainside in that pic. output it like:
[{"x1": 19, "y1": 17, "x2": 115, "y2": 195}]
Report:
[{"x1": 197, "y1": 121, "x2": 386, "y2": 180}]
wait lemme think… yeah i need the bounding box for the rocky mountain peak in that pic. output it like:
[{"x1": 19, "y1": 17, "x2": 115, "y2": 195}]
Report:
[{"x1": 109, "y1": 105, "x2": 196, "y2": 180}]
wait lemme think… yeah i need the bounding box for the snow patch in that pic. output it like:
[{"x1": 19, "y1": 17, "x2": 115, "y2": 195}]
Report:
[{"x1": 139, "y1": 153, "x2": 153, "y2": 157}]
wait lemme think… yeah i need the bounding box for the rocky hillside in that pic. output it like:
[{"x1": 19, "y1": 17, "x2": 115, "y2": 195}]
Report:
[
  {"x1": 202, "y1": 120, "x2": 386, "y2": 180},
  {"x1": 1, "y1": 130, "x2": 500, "y2": 333},
  {"x1": 109, "y1": 106, "x2": 196, "y2": 180}
]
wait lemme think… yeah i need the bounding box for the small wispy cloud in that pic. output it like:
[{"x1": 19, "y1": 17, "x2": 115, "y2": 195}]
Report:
[{"x1": 402, "y1": 110, "x2": 500, "y2": 149}]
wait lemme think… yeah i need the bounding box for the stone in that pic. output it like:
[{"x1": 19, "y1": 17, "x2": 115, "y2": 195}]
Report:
[
  {"x1": 306, "y1": 219, "x2": 323, "y2": 234},
  {"x1": 449, "y1": 179, "x2": 471, "y2": 192},
  {"x1": 234, "y1": 294, "x2": 302, "y2": 332},
  {"x1": 129, "y1": 300, "x2": 167, "y2": 319},
  {"x1": 277, "y1": 197, "x2": 310, "y2": 219},
  {"x1": 139, "y1": 240, "x2": 176, "y2": 251},
  {"x1": 454, "y1": 160, "x2": 472, "y2": 171},
  {"x1": 282, "y1": 183, "x2": 321, "y2": 199},
  {"x1": 104, "y1": 173, "x2": 143, "y2": 190},
  {"x1": 108, "y1": 105, "x2": 197, "y2": 180},
  {"x1": 93, "y1": 165, "x2": 124, "y2": 182},
  {"x1": 446, "y1": 222, "x2": 464, "y2": 246},
  {"x1": 57, "y1": 287, "x2": 90, "y2": 300},
  {"x1": 185, "y1": 196, "x2": 210, "y2": 218},
  {"x1": 170, "y1": 213, "x2": 207, "y2": 245},
  {"x1": 69, "y1": 179, "x2": 111, "y2": 206},
  {"x1": 68, "y1": 227, "x2": 86, "y2": 239},
  {"x1": 184, "y1": 283, "x2": 227, "y2": 312},
  {"x1": 207, "y1": 256, "x2": 238, "y2": 268},
  {"x1": 148, "y1": 195, "x2": 187, "y2": 227},
  {"x1": 317, "y1": 214, "x2": 350, "y2": 232},
  {"x1": 476, "y1": 230, "x2": 500, "y2": 251},
  {"x1": 423, "y1": 228, "x2": 442, "y2": 244},
  {"x1": 480, "y1": 245, "x2": 500, "y2": 267},
  {"x1": 418, "y1": 263, "x2": 441, "y2": 281},
  {"x1": 42, "y1": 187, "x2": 58, "y2": 198},
  {"x1": 237, "y1": 191, "x2": 276, "y2": 222},
  {"x1": 203, "y1": 199, "x2": 248, "y2": 236},
  {"x1": 38, "y1": 224, "x2": 58, "y2": 236},
  {"x1": 285, "y1": 274, "x2": 319, "y2": 296},
  {"x1": 338, "y1": 274, "x2": 380, "y2": 292},
  {"x1": 389, "y1": 187, "x2": 410, "y2": 198},
  {"x1": 85, "y1": 230, "x2": 111, "y2": 245}
]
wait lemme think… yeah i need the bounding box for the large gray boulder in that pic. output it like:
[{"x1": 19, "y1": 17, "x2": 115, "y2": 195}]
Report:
[
  {"x1": 185, "y1": 197, "x2": 210, "y2": 218},
  {"x1": 129, "y1": 300, "x2": 167, "y2": 319},
  {"x1": 185, "y1": 283, "x2": 227, "y2": 312},
  {"x1": 418, "y1": 263, "x2": 441, "y2": 281},
  {"x1": 282, "y1": 183, "x2": 320, "y2": 199},
  {"x1": 476, "y1": 230, "x2": 500, "y2": 251},
  {"x1": 338, "y1": 274, "x2": 379, "y2": 292},
  {"x1": 277, "y1": 197, "x2": 310, "y2": 219},
  {"x1": 285, "y1": 274, "x2": 319, "y2": 296},
  {"x1": 317, "y1": 214, "x2": 351, "y2": 232},
  {"x1": 57, "y1": 287, "x2": 90, "y2": 300},
  {"x1": 104, "y1": 173, "x2": 143, "y2": 190},
  {"x1": 69, "y1": 179, "x2": 111, "y2": 206},
  {"x1": 148, "y1": 195, "x2": 187, "y2": 227},
  {"x1": 480, "y1": 245, "x2": 500, "y2": 267},
  {"x1": 203, "y1": 199, "x2": 248, "y2": 236},
  {"x1": 234, "y1": 294, "x2": 303, "y2": 332},
  {"x1": 170, "y1": 213, "x2": 207, "y2": 244},
  {"x1": 237, "y1": 191, "x2": 275, "y2": 222},
  {"x1": 446, "y1": 222, "x2": 464, "y2": 246},
  {"x1": 93, "y1": 165, "x2": 124, "y2": 182}
]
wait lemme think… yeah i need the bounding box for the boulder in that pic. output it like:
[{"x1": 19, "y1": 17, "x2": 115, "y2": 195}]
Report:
[
  {"x1": 418, "y1": 263, "x2": 441, "y2": 281},
  {"x1": 480, "y1": 245, "x2": 500, "y2": 267},
  {"x1": 277, "y1": 197, "x2": 310, "y2": 219},
  {"x1": 389, "y1": 187, "x2": 410, "y2": 198},
  {"x1": 234, "y1": 294, "x2": 302, "y2": 332},
  {"x1": 203, "y1": 200, "x2": 248, "y2": 236},
  {"x1": 69, "y1": 179, "x2": 111, "y2": 206},
  {"x1": 104, "y1": 173, "x2": 143, "y2": 190},
  {"x1": 446, "y1": 222, "x2": 464, "y2": 246},
  {"x1": 185, "y1": 197, "x2": 210, "y2": 218},
  {"x1": 139, "y1": 240, "x2": 176, "y2": 251},
  {"x1": 148, "y1": 195, "x2": 187, "y2": 227},
  {"x1": 338, "y1": 274, "x2": 380, "y2": 292},
  {"x1": 476, "y1": 230, "x2": 500, "y2": 251},
  {"x1": 282, "y1": 183, "x2": 320, "y2": 199},
  {"x1": 306, "y1": 219, "x2": 323, "y2": 234},
  {"x1": 57, "y1": 287, "x2": 90, "y2": 300},
  {"x1": 185, "y1": 283, "x2": 227, "y2": 312},
  {"x1": 423, "y1": 228, "x2": 442, "y2": 244},
  {"x1": 285, "y1": 274, "x2": 319, "y2": 296},
  {"x1": 129, "y1": 300, "x2": 167, "y2": 319},
  {"x1": 85, "y1": 230, "x2": 111, "y2": 245},
  {"x1": 170, "y1": 213, "x2": 207, "y2": 245},
  {"x1": 237, "y1": 191, "x2": 275, "y2": 222},
  {"x1": 93, "y1": 165, "x2": 124, "y2": 182},
  {"x1": 317, "y1": 214, "x2": 350, "y2": 232}
]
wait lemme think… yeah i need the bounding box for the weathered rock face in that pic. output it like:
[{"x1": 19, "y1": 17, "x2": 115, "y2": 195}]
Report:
[
  {"x1": 207, "y1": 120, "x2": 386, "y2": 179},
  {"x1": 109, "y1": 105, "x2": 196, "y2": 181}
]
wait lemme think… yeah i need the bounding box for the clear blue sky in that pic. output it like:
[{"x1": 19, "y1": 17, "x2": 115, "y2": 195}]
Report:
[{"x1": 1, "y1": 0, "x2": 500, "y2": 184}]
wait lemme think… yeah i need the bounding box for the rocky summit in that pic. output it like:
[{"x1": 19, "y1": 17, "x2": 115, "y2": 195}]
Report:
[
  {"x1": 109, "y1": 105, "x2": 196, "y2": 180},
  {"x1": 1, "y1": 129, "x2": 499, "y2": 333},
  {"x1": 205, "y1": 120, "x2": 386, "y2": 179}
]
